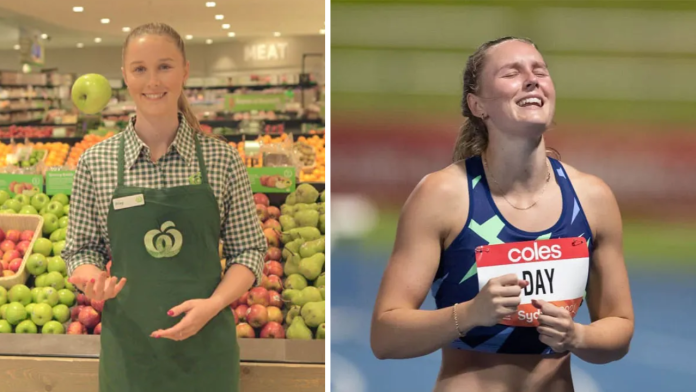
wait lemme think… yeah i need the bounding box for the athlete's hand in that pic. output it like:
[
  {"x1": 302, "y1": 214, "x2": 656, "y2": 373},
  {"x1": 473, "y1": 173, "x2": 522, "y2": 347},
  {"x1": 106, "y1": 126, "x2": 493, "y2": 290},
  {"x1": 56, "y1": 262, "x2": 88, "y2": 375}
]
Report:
[
  {"x1": 151, "y1": 299, "x2": 221, "y2": 341},
  {"x1": 69, "y1": 269, "x2": 127, "y2": 302},
  {"x1": 471, "y1": 273, "x2": 529, "y2": 327},
  {"x1": 532, "y1": 299, "x2": 578, "y2": 353}
]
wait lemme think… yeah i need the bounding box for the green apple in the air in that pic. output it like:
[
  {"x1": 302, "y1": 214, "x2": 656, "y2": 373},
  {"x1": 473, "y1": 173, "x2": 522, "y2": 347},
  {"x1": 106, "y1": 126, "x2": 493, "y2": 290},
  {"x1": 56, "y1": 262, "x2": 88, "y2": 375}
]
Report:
[
  {"x1": 8, "y1": 284, "x2": 32, "y2": 306},
  {"x1": 0, "y1": 319, "x2": 11, "y2": 333},
  {"x1": 5, "y1": 302, "x2": 27, "y2": 325},
  {"x1": 13, "y1": 194, "x2": 30, "y2": 207},
  {"x1": 26, "y1": 253, "x2": 48, "y2": 276},
  {"x1": 44, "y1": 272, "x2": 65, "y2": 290},
  {"x1": 3, "y1": 199, "x2": 21, "y2": 212},
  {"x1": 51, "y1": 193, "x2": 69, "y2": 207},
  {"x1": 57, "y1": 289, "x2": 75, "y2": 307},
  {"x1": 15, "y1": 319, "x2": 37, "y2": 334},
  {"x1": 71, "y1": 73, "x2": 112, "y2": 114},
  {"x1": 19, "y1": 205, "x2": 38, "y2": 215},
  {"x1": 48, "y1": 256, "x2": 67, "y2": 276},
  {"x1": 52, "y1": 304, "x2": 70, "y2": 323},
  {"x1": 33, "y1": 237, "x2": 53, "y2": 256},
  {"x1": 42, "y1": 320, "x2": 65, "y2": 334},
  {"x1": 0, "y1": 286, "x2": 6, "y2": 306},
  {"x1": 58, "y1": 216, "x2": 69, "y2": 229},
  {"x1": 30, "y1": 303, "x2": 53, "y2": 326},
  {"x1": 36, "y1": 287, "x2": 60, "y2": 307},
  {"x1": 31, "y1": 193, "x2": 50, "y2": 212}
]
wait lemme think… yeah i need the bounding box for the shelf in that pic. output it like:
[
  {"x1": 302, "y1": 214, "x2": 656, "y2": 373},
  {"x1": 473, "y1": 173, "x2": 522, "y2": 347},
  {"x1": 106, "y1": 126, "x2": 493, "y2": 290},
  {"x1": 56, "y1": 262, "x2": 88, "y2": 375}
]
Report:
[
  {"x1": 201, "y1": 119, "x2": 324, "y2": 128},
  {"x1": 185, "y1": 82, "x2": 319, "y2": 91},
  {"x1": 0, "y1": 108, "x2": 50, "y2": 114}
]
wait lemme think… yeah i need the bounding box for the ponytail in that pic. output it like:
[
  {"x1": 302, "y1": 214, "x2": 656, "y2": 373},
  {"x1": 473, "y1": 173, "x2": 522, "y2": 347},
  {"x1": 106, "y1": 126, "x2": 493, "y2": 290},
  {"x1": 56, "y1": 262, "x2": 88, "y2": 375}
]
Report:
[
  {"x1": 452, "y1": 117, "x2": 488, "y2": 162},
  {"x1": 177, "y1": 91, "x2": 202, "y2": 132}
]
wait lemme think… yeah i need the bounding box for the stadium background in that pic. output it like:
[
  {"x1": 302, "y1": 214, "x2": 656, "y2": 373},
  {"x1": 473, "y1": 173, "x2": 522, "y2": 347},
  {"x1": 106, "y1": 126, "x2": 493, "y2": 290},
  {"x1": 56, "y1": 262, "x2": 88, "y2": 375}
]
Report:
[{"x1": 329, "y1": 1, "x2": 696, "y2": 391}]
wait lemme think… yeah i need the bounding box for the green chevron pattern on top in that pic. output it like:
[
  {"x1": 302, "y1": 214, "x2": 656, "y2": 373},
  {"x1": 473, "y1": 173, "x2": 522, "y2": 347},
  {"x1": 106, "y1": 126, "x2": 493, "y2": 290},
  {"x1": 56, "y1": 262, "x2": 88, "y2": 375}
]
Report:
[
  {"x1": 460, "y1": 263, "x2": 478, "y2": 284},
  {"x1": 537, "y1": 233, "x2": 552, "y2": 240},
  {"x1": 472, "y1": 175, "x2": 482, "y2": 189},
  {"x1": 469, "y1": 216, "x2": 505, "y2": 245}
]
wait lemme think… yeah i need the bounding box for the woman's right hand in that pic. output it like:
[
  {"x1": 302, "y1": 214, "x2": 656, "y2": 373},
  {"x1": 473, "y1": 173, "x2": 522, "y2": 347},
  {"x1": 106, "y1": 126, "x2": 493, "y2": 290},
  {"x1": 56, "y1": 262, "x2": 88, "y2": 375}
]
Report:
[
  {"x1": 69, "y1": 266, "x2": 127, "y2": 302},
  {"x1": 469, "y1": 273, "x2": 529, "y2": 327}
]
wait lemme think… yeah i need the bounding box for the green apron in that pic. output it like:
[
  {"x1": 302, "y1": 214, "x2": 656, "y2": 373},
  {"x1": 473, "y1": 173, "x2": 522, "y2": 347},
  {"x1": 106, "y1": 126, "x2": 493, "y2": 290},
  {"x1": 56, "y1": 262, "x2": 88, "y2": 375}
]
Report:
[{"x1": 99, "y1": 133, "x2": 240, "y2": 392}]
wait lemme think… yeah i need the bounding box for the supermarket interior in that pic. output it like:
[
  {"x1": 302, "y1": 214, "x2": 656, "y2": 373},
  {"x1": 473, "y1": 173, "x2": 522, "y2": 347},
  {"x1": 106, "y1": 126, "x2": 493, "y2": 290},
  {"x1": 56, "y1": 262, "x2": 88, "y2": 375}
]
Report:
[{"x1": 0, "y1": 1, "x2": 325, "y2": 391}]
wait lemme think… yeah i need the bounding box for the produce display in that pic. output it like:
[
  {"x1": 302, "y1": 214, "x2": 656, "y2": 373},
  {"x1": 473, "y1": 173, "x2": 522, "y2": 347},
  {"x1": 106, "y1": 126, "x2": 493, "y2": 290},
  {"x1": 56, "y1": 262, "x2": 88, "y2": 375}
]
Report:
[{"x1": 229, "y1": 183, "x2": 325, "y2": 340}]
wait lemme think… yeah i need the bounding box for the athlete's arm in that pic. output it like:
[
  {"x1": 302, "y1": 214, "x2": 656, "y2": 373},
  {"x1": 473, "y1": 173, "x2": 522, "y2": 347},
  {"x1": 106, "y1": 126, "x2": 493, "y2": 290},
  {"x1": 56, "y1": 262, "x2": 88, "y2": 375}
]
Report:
[
  {"x1": 568, "y1": 171, "x2": 635, "y2": 364},
  {"x1": 370, "y1": 168, "x2": 480, "y2": 360}
]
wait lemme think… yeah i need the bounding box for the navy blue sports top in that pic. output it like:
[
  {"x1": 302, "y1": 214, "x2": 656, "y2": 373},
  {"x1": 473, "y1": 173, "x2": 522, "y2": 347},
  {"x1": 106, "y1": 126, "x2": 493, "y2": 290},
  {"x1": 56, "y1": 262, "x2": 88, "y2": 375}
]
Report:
[{"x1": 431, "y1": 155, "x2": 594, "y2": 355}]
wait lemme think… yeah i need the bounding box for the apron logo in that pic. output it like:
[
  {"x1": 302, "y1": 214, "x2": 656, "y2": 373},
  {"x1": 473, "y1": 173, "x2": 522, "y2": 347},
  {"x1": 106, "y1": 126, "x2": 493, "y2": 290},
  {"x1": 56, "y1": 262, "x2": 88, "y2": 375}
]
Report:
[
  {"x1": 188, "y1": 172, "x2": 202, "y2": 185},
  {"x1": 144, "y1": 221, "x2": 183, "y2": 258}
]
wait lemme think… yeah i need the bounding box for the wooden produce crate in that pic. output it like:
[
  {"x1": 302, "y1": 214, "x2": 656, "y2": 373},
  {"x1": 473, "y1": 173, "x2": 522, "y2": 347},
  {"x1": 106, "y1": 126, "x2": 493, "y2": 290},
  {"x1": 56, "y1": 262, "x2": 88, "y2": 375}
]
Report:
[{"x1": 0, "y1": 213, "x2": 44, "y2": 289}]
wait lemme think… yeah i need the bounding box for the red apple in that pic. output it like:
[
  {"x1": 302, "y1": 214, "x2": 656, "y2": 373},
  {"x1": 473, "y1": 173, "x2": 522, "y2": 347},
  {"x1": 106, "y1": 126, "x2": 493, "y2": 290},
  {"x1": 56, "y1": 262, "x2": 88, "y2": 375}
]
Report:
[
  {"x1": 239, "y1": 291, "x2": 249, "y2": 306},
  {"x1": 259, "y1": 321, "x2": 285, "y2": 339},
  {"x1": 0, "y1": 228, "x2": 5, "y2": 243},
  {"x1": 19, "y1": 230, "x2": 34, "y2": 242},
  {"x1": 78, "y1": 306, "x2": 101, "y2": 329},
  {"x1": 15, "y1": 241, "x2": 31, "y2": 256},
  {"x1": 263, "y1": 260, "x2": 283, "y2": 277},
  {"x1": 263, "y1": 228, "x2": 280, "y2": 248},
  {"x1": 265, "y1": 247, "x2": 282, "y2": 262},
  {"x1": 67, "y1": 321, "x2": 87, "y2": 335},
  {"x1": 93, "y1": 323, "x2": 102, "y2": 335},
  {"x1": 260, "y1": 274, "x2": 269, "y2": 289},
  {"x1": 263, "y1": 219, "x2": 281, "y2": 231},
  {"x1": 5, "y1": 230, "x2": 20, "y2": 243},
  {"x1": 236, "y1": 322, "x2": 256, "y2": 338},
  {"x1": 253, "y1": 193, "x2": 270, "y2": 207},
  {"x1": 0, "y1": 262, "x2": 3, "y2": 274},
  {"x1": 91, "y1": 298, "x2": 105, "y2": 313},
  {"x1": 3, "y1": 249, "x2": 19, "y2": 262},
  {"x1": 0, "y1": 259, "x2": 7, "y2": 271},
  {"x1": 268, "y1": 290, "x2": 283, "y2": 308},
  {"x1": 256, "y1": 204, "x2": 269, "y2": 222},
  {"x1": 71, "y1": 305, "x2": 85, "y2": 322},
  {"x1": 232, "y1": 308, "x2": 239, "y2": 325},
  {"x1": 230, "y1": 298, "x2": 240, "y2": 309},
  {"x1": 2, "y1": 270, "x2": 13, "y2": 277},
  {"x1": 0, "y1": 240, "x2": 15, "y2": 253},
  {"x1": 77, "y1": 293, "x2": 90, "y2": 306},
  {"x1": 267, "y1": 206, "x2": 280, "y2": 220},
  {"x1": 266, "y1": 306, "x2": 283, "y2": 324},
  {"x1": 247, "y1": 287, "x2": 269, "y2": 306},
  {"x1": 235, "y1": 304, "x2": 248, "y2": 322},
  {"x1": 266, "y1": 275, "x2": 283, "y2": 292},
  {"x1": 8, "y1": 258, "x2": 22, "y2": 273},
  {"x1": 246, "y1": 304, "x2": 268, "y2": 328}
]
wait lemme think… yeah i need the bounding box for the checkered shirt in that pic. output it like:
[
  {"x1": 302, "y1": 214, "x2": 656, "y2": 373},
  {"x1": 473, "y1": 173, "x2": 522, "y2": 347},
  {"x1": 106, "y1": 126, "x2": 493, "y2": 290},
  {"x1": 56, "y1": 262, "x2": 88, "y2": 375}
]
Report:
[{"x1": 62, "y1": 113, "x2": 267, "y2": 285}]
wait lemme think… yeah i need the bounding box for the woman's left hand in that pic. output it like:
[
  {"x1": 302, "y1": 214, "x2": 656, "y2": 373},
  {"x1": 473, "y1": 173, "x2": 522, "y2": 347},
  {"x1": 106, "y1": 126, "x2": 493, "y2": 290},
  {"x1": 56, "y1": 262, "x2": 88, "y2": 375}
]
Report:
[
  {"x1": 532, "y1": 299, "x2": 581, "y2": 353},
  {"x1": 151, "y1": 299, "x2": 222, "y2": 341}
]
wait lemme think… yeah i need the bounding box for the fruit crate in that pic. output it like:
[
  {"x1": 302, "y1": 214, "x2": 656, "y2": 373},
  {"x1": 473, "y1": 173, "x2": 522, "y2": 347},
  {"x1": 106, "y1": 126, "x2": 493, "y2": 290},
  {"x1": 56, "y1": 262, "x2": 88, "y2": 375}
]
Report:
[{"x1": 0, "y1": 214, "x2": 44, "y2": 289}]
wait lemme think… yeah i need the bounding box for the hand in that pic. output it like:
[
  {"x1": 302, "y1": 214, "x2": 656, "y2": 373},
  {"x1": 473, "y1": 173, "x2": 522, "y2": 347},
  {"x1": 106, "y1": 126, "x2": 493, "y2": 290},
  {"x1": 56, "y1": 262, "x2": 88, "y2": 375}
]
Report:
[
  {"x1": 532, "y1": 299, "x2": 579, "y2": 353},
  {"x1": 471, "y1": 274, "x2": 529, "y2": 327},
  {"x1": 69, "y1": 270, "x2": 126, "y2": 302},
  {"x1": 151, "y1": 299, "x2": 221, "y2": 341}
]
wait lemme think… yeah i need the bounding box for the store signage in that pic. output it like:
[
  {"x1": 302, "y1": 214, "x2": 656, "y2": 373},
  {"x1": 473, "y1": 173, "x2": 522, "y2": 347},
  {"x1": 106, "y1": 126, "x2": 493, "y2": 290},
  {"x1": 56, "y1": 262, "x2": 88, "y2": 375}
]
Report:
[
  {"x1": 225, "y1": 93, "x2": 288, "y2": 111},
  {"x1": 46, "y1": 170, "x2": 76, "y2": 195},
  {"x1": 247, "y1": 167, "x2": 296, "y2": 193},
  {"x1": 244, "y1": 42, "x2": 289, "y2": 62},
  {"x1": 0, "y1": 174, "x2": 44, "y2": 197}
]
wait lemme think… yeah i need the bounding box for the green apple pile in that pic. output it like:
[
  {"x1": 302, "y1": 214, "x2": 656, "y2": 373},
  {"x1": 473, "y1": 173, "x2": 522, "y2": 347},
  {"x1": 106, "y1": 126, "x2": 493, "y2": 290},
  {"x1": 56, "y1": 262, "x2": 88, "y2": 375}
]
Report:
[{"x1": 278, "y1": 183, "x2": 325, "y2": 340}]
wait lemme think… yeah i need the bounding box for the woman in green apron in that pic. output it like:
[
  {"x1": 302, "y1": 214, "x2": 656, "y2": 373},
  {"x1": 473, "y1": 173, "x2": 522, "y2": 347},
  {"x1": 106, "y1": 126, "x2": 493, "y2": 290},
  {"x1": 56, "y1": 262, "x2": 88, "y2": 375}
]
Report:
[{"x1": 62, "y1": 23, "x2": 268, "y2": 392}]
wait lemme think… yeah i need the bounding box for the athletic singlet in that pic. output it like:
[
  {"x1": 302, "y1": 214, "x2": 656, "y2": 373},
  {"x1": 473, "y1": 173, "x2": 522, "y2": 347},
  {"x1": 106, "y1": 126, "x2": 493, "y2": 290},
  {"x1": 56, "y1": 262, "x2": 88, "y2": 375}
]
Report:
[{"x1": 431, "y1": 155, "x2": 594, "y2": 355}]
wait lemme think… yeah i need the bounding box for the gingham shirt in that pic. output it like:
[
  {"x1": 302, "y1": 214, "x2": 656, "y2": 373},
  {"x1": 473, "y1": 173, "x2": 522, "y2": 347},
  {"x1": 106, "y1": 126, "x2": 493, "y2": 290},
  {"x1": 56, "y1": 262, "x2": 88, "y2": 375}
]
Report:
[{"x1": 62, "y1": 113, "x2": 267, "y2": 285}]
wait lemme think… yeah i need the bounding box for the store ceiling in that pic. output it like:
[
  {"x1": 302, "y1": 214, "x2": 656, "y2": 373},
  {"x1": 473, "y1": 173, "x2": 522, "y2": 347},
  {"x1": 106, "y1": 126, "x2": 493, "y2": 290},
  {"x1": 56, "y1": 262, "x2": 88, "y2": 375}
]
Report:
[{"x1": 0, "y1": 0, "x2": 325, "y2": 49}]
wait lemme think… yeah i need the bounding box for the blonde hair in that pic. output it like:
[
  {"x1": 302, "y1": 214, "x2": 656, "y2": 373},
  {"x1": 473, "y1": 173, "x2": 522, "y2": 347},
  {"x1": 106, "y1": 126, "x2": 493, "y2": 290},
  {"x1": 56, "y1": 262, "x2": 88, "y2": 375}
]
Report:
[{"x1": 122, "y1": 22, "x2": 202, "y2": 133}]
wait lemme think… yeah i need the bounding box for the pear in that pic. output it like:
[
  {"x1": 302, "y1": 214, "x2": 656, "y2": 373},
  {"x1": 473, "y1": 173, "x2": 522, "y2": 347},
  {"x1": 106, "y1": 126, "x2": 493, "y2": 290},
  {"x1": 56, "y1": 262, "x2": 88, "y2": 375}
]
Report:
[
  {"x1": 316, "y1": 323, "x2": 325, "y2": 339},
  {"x1": 293, "y1": 203, "x2": 312, "y2": 212},
  {"x1": 280, "y1": 204, "x2": 296, "y2": 216},
  {"x1": 286, "y1": 316, "x2": 313, "y2": 340},
  {"x1": 281, "y1": 289, "x2": 300, "y2": 304},
  {"x1": 285, "y1": 305, "x2": 301, "y2": 324},
  {"x1": 283, "y1": 253, "x2": 301, "y2": 276},
  {"x1": 294, "y1": 209, "x2": 319, "y2": 228},
  {"x1": 300, "y1": 300, "x2": 325, "y2": 328},
  {"x1": 284, "y1": 274, "x2": 308, "y2": 290},
  {"x1": 320, "y1": 287, "x2": 325, "y2": 300},
  {"x1": 292, "y1": 286, "x2": 322, "y2": 307},
  {"x1": 314, "y1": 272, "x2": 325, "y2": 288},
  {"x1": 299, "y1": 253, "x2": 325, "y2": 281},
  {"x1": 294, "y1": 227, "x2": 322, "y2": 241},
  {"x1": 279, "y1": 215, "x2": 297, "y2": 231},
  {"x1": 285, "y1": 191, "x2": 297, "y2": 206},
  {"x1": 295, "y1": 183, "x2": 320, "y2": 204},
  {"x1": 319, "y1": 214, "x2": 325, "y2": 234},
  {"x1": 299, "y1": 237, "x2": 325, "y2": 258},
  {"x1": 320, "y1": 190, "x2": 325, "y2": 202},
  {"x1": 317, "y1": 202, "x2": 325, "y2": 214}
]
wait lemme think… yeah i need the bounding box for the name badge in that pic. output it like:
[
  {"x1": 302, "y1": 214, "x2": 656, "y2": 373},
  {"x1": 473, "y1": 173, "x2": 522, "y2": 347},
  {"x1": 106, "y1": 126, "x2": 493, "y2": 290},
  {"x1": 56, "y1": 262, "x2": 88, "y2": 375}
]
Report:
[
  {"x1": 113, "y1": 194, "x2": 145, "y2": 210},
  {"x1": 475, "y1": 237, "x2": 589, "y2": 327}
]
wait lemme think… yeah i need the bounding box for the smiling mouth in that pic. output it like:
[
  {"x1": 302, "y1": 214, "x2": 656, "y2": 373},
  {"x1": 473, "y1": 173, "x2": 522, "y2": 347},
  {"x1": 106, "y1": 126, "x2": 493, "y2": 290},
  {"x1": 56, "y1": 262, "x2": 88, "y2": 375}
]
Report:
[
  {"x1": 143, "y1": 92, "x2": 167, "y2": 100},
  {"x1": 516, "y1": 97, "x2": 543, "y2": 107}
]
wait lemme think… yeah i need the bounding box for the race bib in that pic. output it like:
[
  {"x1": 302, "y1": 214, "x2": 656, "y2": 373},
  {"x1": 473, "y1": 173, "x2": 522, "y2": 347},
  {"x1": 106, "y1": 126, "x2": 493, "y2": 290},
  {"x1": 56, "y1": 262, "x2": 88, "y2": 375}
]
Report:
[{"x1": 475, "y1": 238, "x2": 589, "y2": 327}]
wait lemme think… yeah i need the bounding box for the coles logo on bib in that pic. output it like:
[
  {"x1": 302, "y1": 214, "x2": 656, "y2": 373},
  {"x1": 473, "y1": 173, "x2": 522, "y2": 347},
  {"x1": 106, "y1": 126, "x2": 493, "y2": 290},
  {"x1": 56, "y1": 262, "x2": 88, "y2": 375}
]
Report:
[{"x1": 475, "y1": 237, "x2": 589, "y2": 327}]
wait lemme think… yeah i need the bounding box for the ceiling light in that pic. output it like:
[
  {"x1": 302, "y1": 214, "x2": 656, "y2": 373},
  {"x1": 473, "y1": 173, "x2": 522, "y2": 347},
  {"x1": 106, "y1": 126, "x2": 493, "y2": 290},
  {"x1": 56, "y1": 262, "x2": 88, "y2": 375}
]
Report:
[
  {"x1": 123, "y1": 27, "x2": 131, "y2": 32},
  {"x1": 222, "y1": 24, "x2": 230, "y2": 29},
  {"x1": 77, "y1": 43, "x2": 84, "y2": 48},
  {"x1": 206, "y1": 2, "x2": 216, "y2": 7},
  {"x1": 274, "y1": 32, "x2": 281, "y2": 37},
  {"x1": 101, "y1": 18, "x2": 110, "y2": 24},
  {"x1": 41, "y1": 33, "x2": 48, "y2": 39},
  {"x1": 95, "y1": 37, "x2": 102, "y2": 43},
  {"x1": 320, "y1": 29, "x2": 325, "y2": 34},
  {"x1": 73, "y1": 6, "x2": 84, "y2": 12},
  {"x1": 215, "y1": 15, "x2": 224, "y2": 20},
  {"x1": 13, "y1": 44, "x2": 20, "y2": 50},
  {"x1": 206, "y1": 39, "x2": 213, "y2": 44},
  {"x1": 185, "y1": 35, "x2": 193, "y2": 40},
  {"x1": 228, "y1": 32, "x2": 236, "y2": 37}
]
